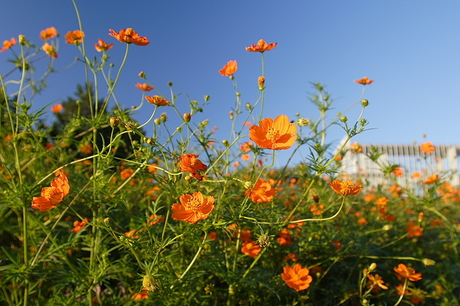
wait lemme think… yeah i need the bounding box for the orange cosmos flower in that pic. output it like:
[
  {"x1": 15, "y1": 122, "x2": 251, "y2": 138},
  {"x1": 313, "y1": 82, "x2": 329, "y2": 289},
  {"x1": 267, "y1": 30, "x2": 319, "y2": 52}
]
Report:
[
  {"x1": 71, "y1": 218, "x2": 89, "y2": 233},
  {"x1": 392, "y1": 166, "x2": 404, "y2": 177},
  {"x1": 328, "y1": 180, "x2": 362, "y2": 196},
  {"x1": 354, "y1": 77, "x2": 374, "y2": 85},
  {"x1": 241, "y1": 241, "x2": 262, "y2": 258},
  {"x1": 249, "y1": 115, "x2": 297, "y2": 150},
  {"x1": 420, "y1": 142, "x2": 435, "y2": 154},
  {"x1": 350, "y1": 142, "x2": 362, "y2": 153},
  {"x1": 394, "y1": 263, "x2": 422, "y2": 282},
  {"x1": 281, "y1": 264, "x2": 313, "y2": 292},
  {"x1": 0, "y1": 38, "x2": 16, "y2": 53},
  {"x1": 109, "y1": 28, "x2": 149, "y2": 46},
  {"x1": 245, "y1": 39, "x2": 277, "y2": 53},
  {"x1": 374, "y1": 196, "x2": 389, "y2": 206},
  {"x1": 131, "y1": 289, "x2": 149, "y2": 300},
  {"x1": 240, "y1": 141, "x2": 253, "y2": 152},
  {"x1": 147, "y1": 214, "x2": 164, "y2": 226},
  {"x1": 42, "y1": 43, "x2": 57, "y2": 58},
  {"x1": 80, "y1": 143, "x2": 93, "y2": 155},
  {"x1": 422, "y1": 174, "x2": 438, "y2": 184},
  {"x1": 136, "y1": 83, "x2": 154, "y2": 91},
  {"x1": 277, "y1": 228, "x2": 293, "y2": 246},
  {"x1": 245, "y1": 178, "x2": 276, "y2": 203},
  {"x1": 94, "y1": 39, "x2": 114, "y2": 52},
  {"x1": 40, "y1": 27, "x2": 59, "y2": 40},
  {"x1": 64, "y1": 30, "x2": 84, "y2": 45},
  {"x1": 120, "y1": 169, "x2": 134, "y2": 180},
  {"x1": 171, "y1": 192, "x2": 215, "y2": 224},
  {"x1": 367, "y1": 274, "x2": 388, "y2": 290},
  {"x1": 51, "y1": 104, "x2": 63, "y2": 113},
  {"x1": 407, "y1": 221, "x2": 423, "y2": 238},
  {"x1": 219, "y1": 60, "x2": 238, "y2": 76},
  {"x1": 145, "y1": 95, "x2": 170, "y2": 106},
  {"x1": 31, "y1": 171, "x2": 70, "y2": 212},
  {"x1": 179, "y1": 154, "x2": 208, "y2": 181},
  {"x1": 283, "y1": 253, "x2": 298, "y2": 262},
  {"x1": 411, "y1": 171, "x2": 421, "y2": 178}
]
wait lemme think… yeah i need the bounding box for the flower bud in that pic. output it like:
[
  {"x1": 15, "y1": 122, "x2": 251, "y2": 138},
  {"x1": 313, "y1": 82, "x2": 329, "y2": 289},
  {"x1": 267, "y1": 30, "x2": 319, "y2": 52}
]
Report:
[
  {"x1": 422, "y1": 258, "x2": 436, "y2": 266},
  {"x1": 361, "y1": 99, "x2": 369, "y2": 107},
  {"x1": 145, "y1": 138, "x2": 154, "y2": 145},
  {"x1": 340, "y1": 116, "x2": 348, "y2": 123},
  {"x1": 142, "y1": 275, "x2": 157, "y2": 292},
  {"x1": 258, "y1": 76, "x2": 265, "y2": 90},
  {"x1": 109, "y1": 117, "x2": 120, "y2": 126},
  {"x1": 167, "y1": 81, "x2": 173, "y2": 87},
  {"x1": 154, "y1": 118, "x2": 161, "y2": 125},
  {"x1": 18, "y1": 35, "x2": 26, "y2": 45},
  {"x1": 229, "y1": 111, "x2": 234, "y2": 120},
  {"x1": 245, "y1": 103, "x2": 252, "y2": 110},
  {"x1": 138, "y1": 71, "x2": 146, "y2": 79},
  {"x1": 160, "y1": 113, "x2": 167, "y2": 123},
  {"x1": 204, "y1": 95, "x2": 211, "y2": 101},
  {"x1": 222, "y1": 139, "x2": 229, "y2": 147},
  {"x1": 125, "y1": 121, "x2": 137, "y2": 131},
  {"x1": 183, "y1": 113, "x2": 191, "y2": 122},
  {"x1": 368, "y1": 263, "x2": 377, "y2": 272}
]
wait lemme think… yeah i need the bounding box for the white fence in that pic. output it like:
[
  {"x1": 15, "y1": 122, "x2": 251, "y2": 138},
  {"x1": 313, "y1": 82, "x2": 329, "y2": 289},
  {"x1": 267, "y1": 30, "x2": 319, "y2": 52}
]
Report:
[{"x1": 336, "y1": 141, "x2": 460, "y2": 188}]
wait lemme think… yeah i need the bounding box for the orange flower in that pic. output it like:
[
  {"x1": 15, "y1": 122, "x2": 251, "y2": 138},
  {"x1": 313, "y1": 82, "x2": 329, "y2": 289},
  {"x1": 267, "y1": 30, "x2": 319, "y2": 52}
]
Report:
[
  {"x1": 124, "y1": 229, "x2": 139, "y2": 239},
  {"x1": 407, "y1": 221, "x2": 423, "y2": 238},
  {"x1": 392, "y1": 166, "x2": 404, "y2": 177},
  {"x1": 350, "y1": 142, "x2": 362, "y2": 153},
  {"x1": 358, "y1": 217, "x2": 368, "y2": 225},
  {"x1": 120, "y1": 169, "x2": 134, "y2": 180},
  {"x1": 131, "y1": 288, "x2": 149, "y2": 300},
  {"x1": 328, "y1": 180, "x2": 362, "y2": 196},
  {"x1": 249, "y1": 115, "x2": 297, "y2": 150},
  {"x1": 147, "y1": 214, "x2": 164, "y2": 226},
  {"x1": 31, "y1": 171, "x2": 70, "y2": 212},
  {"x1": 109, "y1": 28, "x2": 149, "y2": 46},
  {"x1": 240, "y1": 142, "x2": 253, "y2": 152},
  {"x1": 281, "y1": 264, "x2": 313, "y2": 292},
  {"x1": 422, "y1": 174, "x2": 438, "y2": 185},
  {"x1": 40, "y1": 27, "x2": 59, "y2": 40},
  {"x1": 411, "y1": 171, "x2": 421, "y2": 178},
  {"x1": 374, "y1": 196, "x2": 389, "y2": 206},
  {"x1": 354, "y1": 77, "x2": 374, "y2": 85},
  {"x1": 241, "y1": 153, "x2": 250, "y2": 161},
  {"x1": 310, "y1": 204, "x2": 324, "y2": 216},
  {"x1": 94, "y1": 39, "x2": 114, "y2": 52},
  {"x1": 145, "y1": 95, "x2": 170, "y2": 106},
  {"x1": 80, "y1": 143, "x2": 93, "y2": 155},
  {"x1": 277, "y1": 228, "x2": 293, "y2": 246},
  {"x1": 394, "y1": 263, "x2": 422, "y2": 282},
  {"x1": 245, "y1": 39, "x2": 277, "y2": 53},
  {"x1": 219, "y1": 60, "x2": 238, "y2": 76},
  {"x1": 51, "y1": 104, "x2": 63, "y2": 113},
  {"x1": 171, "y1": 192, "x2": 215, "y2": 224},
  {"x1": 245, "y1": 178, "x2": 276, "y2": 203},
  {"x1": 420, "y1": 142, "x2": 435, "y2": 154},
  {"x1": 42, "y1": 43, "x2": 57, "y2": 58},
  {"x1": 241, "y1": 241, "x2": 262, "y2": 258},
  {"x1": 71, "y1": 218, "x2": 89, "y2": 233},
  {"x1": 367, "y1": 274, "x2": 388, "y2": 290},
  {"x1": 0, "y1": 38, "x2": 16, "y2": 53},
  {"x1": 136, "y1": 83, "x2": 154, "y2": 91},
  {"x1": 179, "y1": 154, "x2": 208, "y2": 181},
  {"x1": 64, "y1": 30, "x2": 84, "y2": 45},
  {"x1": 283, "y1": 253, "x2": 298, "y2": 262}
]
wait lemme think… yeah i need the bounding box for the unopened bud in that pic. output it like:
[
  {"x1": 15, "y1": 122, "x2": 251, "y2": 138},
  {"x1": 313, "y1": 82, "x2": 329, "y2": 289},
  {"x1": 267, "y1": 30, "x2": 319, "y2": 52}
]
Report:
[
  {"x1": 154, "y1": 118, "x2": 161, "y2": 125},
  {"x1": 146, "y1": 138, "x2": 154, "y2": 145},
  {"x1": 422, "y1": 258, "x2": 436, "y2": 266},
  {"x1": 368, "y1": 263, "x2": 377, "y2": 272},
  {"x1": 109, "y1": 117, "x2": 120, "y2": 126},
  {"x1": 138, "y1": 71, "x2": 146, "y2": 79},
  {"x1": 361, "y1": 99, "x2": 369, "y2": 107},
  {"x1": 340, "y1": 116, "x2": 348, "y2": 123},
  {"x1": 125, "y1": 121, "x2": 137, "y2": 131},
  {"x1": 201, "y1": 119, "x2": 209, "y2": 127},
  {"x1": 160, "y1": 113, "x2": 167, "y2": 123},
  {"x1": 183, "y1": 113, "x2": 191, "y2": 122},
  {"x1": 142, "y1": 275, "x2": 157, "y2": 292},
  {"x1": 18, "y1": 35, "x2": 26, "y2": 45},
  {"x1": 245, "y1": 103, "x2": 252, "y2": 110},
  {"x1": 258, "y1": 76, "x2": 265, "y2": 90},
  {"x1": 167, "y1": 81, "x2": 173, "y2": 87},
  {"x1": 204, "y1": 95, "x2": 211, "y2": 101},
  {"x1": 222, "y1": 139, "x2": 229, "y2": 147},
  {"x1": 103, "y1": 218, "x2": 110, "y2": 225},
  {"x1": 229, "y1": 111, "x2": 234, "y2": 120}
]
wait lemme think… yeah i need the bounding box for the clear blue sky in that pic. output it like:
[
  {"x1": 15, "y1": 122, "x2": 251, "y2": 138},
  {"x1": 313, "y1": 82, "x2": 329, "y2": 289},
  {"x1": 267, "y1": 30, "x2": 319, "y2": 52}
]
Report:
[{"x1": 2, "y1": 1, "x2": 460, "y2": 166}]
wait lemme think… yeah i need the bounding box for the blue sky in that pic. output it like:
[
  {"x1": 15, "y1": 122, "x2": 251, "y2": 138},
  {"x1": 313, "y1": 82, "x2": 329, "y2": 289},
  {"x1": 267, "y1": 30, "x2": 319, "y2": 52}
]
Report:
[{"x1": 1, "y1": 1, "x2": 460, "y2": 166}]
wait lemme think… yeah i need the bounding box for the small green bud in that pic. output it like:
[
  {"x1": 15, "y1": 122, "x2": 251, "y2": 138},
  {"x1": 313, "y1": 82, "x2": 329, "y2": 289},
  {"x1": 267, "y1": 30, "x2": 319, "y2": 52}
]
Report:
[
  {"x1": 167, "y1": 81, "x2": 173, "y2": 87},
  {"x1": 204, "y1": 95, "x2": 211, "y2": 101},
  {"x1": 361, "y1": 99, "x2": 369, "y2": 107},
  {"x1": 154, "y1": 118, "x2": 161, "y2": 125},
  {"x1": 222, "y1": 139, "x2": 229, "y2": 147},
  {"x1": 245, "y1": 103, "x2": 252, "y2": 110},
  {"x1": 340, "y1": 116, "x2": 348, "y2": 123}
]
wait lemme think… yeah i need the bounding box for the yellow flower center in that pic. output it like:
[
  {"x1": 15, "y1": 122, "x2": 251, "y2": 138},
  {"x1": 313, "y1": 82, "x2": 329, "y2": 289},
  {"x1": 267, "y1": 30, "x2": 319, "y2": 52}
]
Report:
[
  {"x1": 190, "y1": 157, "x2": 197, "y2": 166},
  {"x1": 187, "y1": 196, "x2": 202, "y2": 210},
  {"x1": 266, "y1": 128, "x2": 279, "y2": 141},
  {"x1": 340, "y1": 181, "x2": 354, "y2": 194}
]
